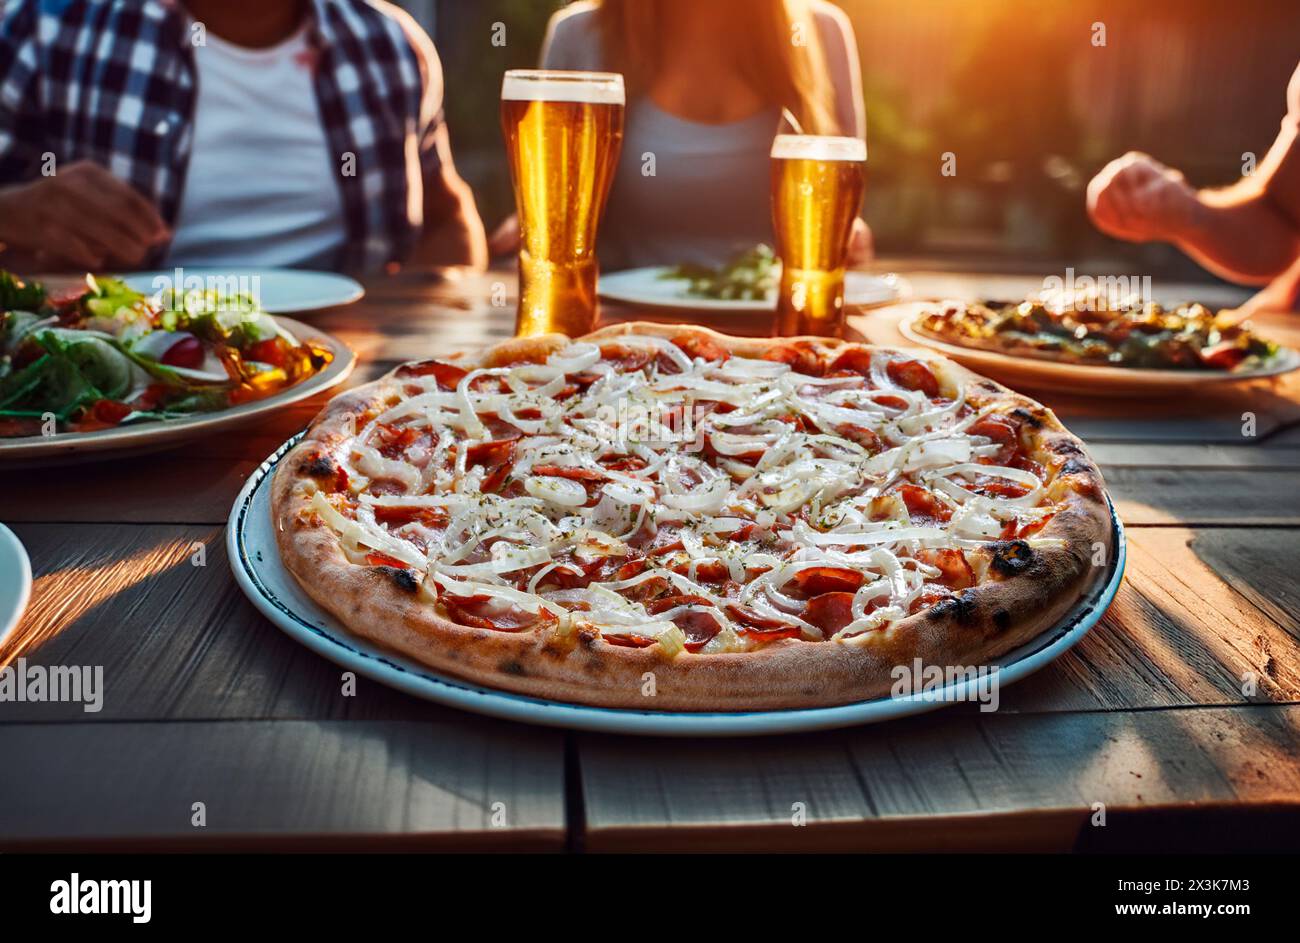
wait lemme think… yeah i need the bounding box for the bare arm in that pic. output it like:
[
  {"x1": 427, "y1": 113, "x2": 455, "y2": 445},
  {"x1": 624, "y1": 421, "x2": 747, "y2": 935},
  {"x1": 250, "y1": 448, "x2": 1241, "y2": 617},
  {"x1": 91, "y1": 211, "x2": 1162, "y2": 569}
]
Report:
[
  {"x1": 1088, "y1": 62, "x2": 1300, "y2": 285},
  {"x1": 408, "y1": 122, "x2": 487, "y2": 271}
]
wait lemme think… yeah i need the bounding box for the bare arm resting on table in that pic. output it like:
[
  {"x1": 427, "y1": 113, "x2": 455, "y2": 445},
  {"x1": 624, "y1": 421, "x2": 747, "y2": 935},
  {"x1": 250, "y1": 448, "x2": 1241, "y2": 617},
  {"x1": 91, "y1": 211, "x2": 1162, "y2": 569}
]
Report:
[{"x1": 1087, "y1": 62, "x2": 1300, "y2": 287}]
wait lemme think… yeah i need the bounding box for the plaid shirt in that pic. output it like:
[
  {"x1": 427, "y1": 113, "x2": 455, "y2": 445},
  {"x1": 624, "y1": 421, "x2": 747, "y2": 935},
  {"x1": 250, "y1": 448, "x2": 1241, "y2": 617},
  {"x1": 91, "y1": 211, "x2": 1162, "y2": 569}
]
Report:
[{"x1": 0, "y1": 0, "x2": 444, "y2": 271}]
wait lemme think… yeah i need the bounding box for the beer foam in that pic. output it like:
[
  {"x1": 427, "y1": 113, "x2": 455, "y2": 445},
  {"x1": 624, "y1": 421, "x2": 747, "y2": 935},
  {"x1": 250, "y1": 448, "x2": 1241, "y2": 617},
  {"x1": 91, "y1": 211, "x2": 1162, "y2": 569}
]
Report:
[
  {"x1": 771, "y1": 134, "x2": 867, "y2": 162},
  {"x1": 502, "y1": 70, "x2": 625, "y2": 105}
]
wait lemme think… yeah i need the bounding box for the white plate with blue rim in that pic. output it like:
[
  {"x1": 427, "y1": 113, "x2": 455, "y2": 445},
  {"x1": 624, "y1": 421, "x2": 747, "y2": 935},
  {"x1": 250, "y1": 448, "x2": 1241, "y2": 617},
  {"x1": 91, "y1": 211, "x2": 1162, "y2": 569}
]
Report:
[
  {"x1": 0, "y1": 522, "x2": 33, "y2": 649},
  {"x1": 228, "y1": 434, "x2": 1126, "y2": 737},
  {"x1": 120, "y1": 268, "x2": 364, "y2": 314}
]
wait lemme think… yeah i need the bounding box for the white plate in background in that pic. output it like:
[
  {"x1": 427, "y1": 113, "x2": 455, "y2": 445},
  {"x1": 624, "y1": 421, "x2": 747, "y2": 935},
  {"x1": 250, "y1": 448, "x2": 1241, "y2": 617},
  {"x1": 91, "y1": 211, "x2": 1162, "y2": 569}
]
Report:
[{"x1": 120, "y1": 268, "x2": 364, "y2": 314}]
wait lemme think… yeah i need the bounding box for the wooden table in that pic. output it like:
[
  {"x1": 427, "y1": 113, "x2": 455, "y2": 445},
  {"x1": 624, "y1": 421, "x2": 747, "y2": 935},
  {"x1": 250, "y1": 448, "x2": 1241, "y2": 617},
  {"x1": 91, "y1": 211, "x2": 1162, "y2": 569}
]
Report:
[{"x1": 3, "y1": 267, "x2": 1298, "y2": 852}]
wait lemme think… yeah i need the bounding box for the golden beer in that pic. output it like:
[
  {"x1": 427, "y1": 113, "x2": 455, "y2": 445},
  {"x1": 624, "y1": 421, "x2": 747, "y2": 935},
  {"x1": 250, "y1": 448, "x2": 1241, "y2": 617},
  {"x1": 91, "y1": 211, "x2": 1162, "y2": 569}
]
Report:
[
  {"x1": 501, "y1": 70, "x2": 625, "y2": 337},
  {"x1": 770, "y1": 134, "x2": 867, "y2": 337}
]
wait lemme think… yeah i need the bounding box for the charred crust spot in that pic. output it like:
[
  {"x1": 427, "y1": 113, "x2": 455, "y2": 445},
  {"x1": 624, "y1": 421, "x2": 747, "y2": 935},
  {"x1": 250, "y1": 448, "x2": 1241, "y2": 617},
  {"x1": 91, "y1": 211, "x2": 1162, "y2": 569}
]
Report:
[
  {"x1": 989, "y1": 540, "x2": 1035, "y2": 576},
  {"x1": 378, "y1": 566, "x2": 419, "y2": 593},
  {"x1": 929, "y1": 589, "x2": 978, "y2": 624},
  {"x1": 498, "y1": 659, "x2": 527, "y2": 677},
  {"x1": 1060, "y1": 458, "x2": 1092, "y2": 476},
  {"x1": 1053, "y1": 440, "x2": 1085, "y2": 457},
  {"x1": 301, "y1": 455, "x2": 337, "y2": 478},
  {"x1": 578, "y1": 628, "x2": 599, "y2": 647},
  {"x1": 993, "y1": 609, "x2": 1012, "y2": 632},
  {"x1": 1010, "y1": 407, "x2": 1044, "y2": 428}
]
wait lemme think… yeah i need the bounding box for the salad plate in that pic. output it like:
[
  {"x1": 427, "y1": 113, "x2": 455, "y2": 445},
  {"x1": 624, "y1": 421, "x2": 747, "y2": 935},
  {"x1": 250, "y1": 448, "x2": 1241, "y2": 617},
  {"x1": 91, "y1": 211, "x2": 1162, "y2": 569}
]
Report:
[
  {"x1": 0, "y1": 272, "x2": 354, "y2": 463},
  {"x1": 599, "y1": 246, "x2": 904, "y2": 314}
]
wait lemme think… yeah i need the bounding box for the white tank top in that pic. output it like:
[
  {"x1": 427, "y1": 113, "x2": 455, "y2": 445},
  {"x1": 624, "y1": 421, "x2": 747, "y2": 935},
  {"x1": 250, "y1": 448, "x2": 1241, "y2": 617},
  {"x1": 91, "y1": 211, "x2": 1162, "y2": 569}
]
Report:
[{"x1": 166, "y1": 26, "x2": 347, "y2": 269}]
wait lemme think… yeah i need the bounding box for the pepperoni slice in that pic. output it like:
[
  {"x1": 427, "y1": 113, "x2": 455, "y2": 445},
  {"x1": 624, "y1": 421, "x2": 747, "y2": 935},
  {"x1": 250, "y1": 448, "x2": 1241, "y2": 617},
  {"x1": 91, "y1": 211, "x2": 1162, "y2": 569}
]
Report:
[
  {"x1": 672, "y1": 559, "x2": 729, "y2": 583},
  {"x1": 463, "y1": 436, "x2": 518, "y2": 467},
  {"x1": 791, "y1": 566, "x2": 865, "y2": 596},
  {"x1": 373, "y1": 506, "x2": 448, "y2": 528},
  {"x1": 764, "y1": 341, "x2": 823, "y2": 375},
  {"x1": 974, "y1": 475, "x2": 1031, "y2": 499},
  {"x1": 908, "y1": 589, "x2": 951, "y2": 615},
  {"x1": 886, "y1": 359, "x2": 940, "y2": 397},
  {"x1": 440, "y1": 594, "x2": 554, "y2": 632},
  {"x1": 835, "y1": 423, "x2": 882, "y2": 453},
  {"x1": 600, "y1": 454, "x2": 647, "y2": 472},
  {"x1": 726, "y1": 603, "x2": 801, "y2": 641},
  {"x1": 364, "y1": 551, "x2": 409, "y2": 568},
  {"x1": 897, "y1": 483, "x2": 952, "y2": 524},
  {"x1": 804, "y1": 592, "x2": 858, "y2": 635},
  {"x1": 968, "y1": 416, "x2": 1019, "y2": 447},
  {"x1": 828, "y1": 347, "x2": 874, "y2": 376},
  {"x1": 532, "y1": 464, "x2": 607, "y2": 482},
  {"x1": 915, "y1": 548, "x2": 975, "y2": 589},
  {"x1": 603, "y1": 633, "x2": 658, "y2": 649},
  {"x1": 672, "y1": 333, "x2": 730, "y2": 363},
  {"x1": 644, "y1": 595, "x2": 723, "y2": 651},
  {"x1": 599, "y1": 344, "x2": 654, "y2": 373},
  {"x1": 396, "y1": 358, "x2": 468, "y2": 390}
]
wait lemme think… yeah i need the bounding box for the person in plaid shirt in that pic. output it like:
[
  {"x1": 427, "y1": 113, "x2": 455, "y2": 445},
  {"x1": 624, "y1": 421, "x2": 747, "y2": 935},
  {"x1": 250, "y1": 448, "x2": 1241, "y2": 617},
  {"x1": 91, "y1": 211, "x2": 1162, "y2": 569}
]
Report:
[{"x1": 0, "y1": 0, "x2": 487, "y2": 273}]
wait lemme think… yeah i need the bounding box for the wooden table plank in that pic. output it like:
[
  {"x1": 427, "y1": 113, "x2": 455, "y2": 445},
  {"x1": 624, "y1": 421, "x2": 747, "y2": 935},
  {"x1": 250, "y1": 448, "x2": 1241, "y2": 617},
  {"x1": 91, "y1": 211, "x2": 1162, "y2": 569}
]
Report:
[
  {"x1": 6, "y1": 523, "x2": 1295, "y2": 723},
  {"x1": 578, "y1": 704, "x2": 1300, "y2": 852},
  {"x1": 1001, "y1": 527, "x2": 1300, "y2": 713},
  {"x1": 1, "y1": 522, "x2": 552, "y2": 723},
  {"x1": 0, "y1": 719, "x2": 565, "y2": 851}
]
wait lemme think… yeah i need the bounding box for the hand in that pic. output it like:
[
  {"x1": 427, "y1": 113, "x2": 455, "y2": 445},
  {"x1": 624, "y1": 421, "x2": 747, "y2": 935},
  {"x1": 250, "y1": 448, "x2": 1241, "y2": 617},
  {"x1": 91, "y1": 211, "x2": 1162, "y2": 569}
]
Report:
[
  {"x1": 488, "y1": 214, "x2": 520, "y2": 258},
  {"x1": 846, "y1": 217, "x2": 874, "y2": 267},
  {"x1": 0, "y1": 161, "x2": 169, "y2": 270},
  {"x1": 1086, "y1": 151, "x2": 1198, "y2": 244}
]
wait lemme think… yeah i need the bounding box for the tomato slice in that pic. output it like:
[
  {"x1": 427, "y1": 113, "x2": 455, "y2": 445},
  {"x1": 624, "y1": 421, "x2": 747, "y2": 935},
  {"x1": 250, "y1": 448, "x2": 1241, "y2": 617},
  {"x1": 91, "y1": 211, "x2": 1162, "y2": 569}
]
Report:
[
  {"x1": 245, "y1": 338, "x2": 286, "y2": 367},
  {"x1": 91, "y1": 399, "x2": 132, "y2": 425}
]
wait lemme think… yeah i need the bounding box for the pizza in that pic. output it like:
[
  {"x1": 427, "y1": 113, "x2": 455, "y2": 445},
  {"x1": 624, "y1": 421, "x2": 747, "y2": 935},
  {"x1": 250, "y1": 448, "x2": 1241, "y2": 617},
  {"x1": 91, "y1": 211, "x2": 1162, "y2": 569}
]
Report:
[
  {"x1": 0, "y1": 270, "x2": 332, "y2": 437},
  {"x1": 915, "y1": 295, "x2": 1283, "y2": 372},
  {"x1": 271, "y1": 323, "x2": 1112, "y2": 710}
]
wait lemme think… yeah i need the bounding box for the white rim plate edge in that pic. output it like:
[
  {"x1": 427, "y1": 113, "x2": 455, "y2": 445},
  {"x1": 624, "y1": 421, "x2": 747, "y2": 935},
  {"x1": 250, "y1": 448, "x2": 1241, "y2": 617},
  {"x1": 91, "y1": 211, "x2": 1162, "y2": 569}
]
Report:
[
  {"x1": 228, "y1": 432, "x2": 1127, "y2": 738},
  {"x1": 0, "y1": 318, "x2": 355, "y2": 462},
  {"x1": 0, "y1": 523, "x2": 33, "y2": 649},
  {"x1": 898, "y1": 311, "x2": 1300, "y2": 391},
  {"x1": 599, "y1": 267, "x2": 904, "y2": 313},
  {"x1": 119, "y1": 268, "x2": 364, "y2": 314}
]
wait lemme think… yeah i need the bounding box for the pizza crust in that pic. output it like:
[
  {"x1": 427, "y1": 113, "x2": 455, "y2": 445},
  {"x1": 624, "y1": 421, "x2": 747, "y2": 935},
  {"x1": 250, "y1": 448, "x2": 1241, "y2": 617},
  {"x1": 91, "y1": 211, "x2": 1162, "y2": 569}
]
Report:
[{"x1": 271, "y1": 322, "x2": 1114, "y2": 710}]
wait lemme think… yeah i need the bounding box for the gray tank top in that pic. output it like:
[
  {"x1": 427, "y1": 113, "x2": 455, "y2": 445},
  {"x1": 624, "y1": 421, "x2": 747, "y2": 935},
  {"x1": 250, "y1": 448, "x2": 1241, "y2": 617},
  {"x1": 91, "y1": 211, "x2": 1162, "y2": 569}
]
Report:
[{"x1": 539, "y1": 2, "x2": 864, "y2": 271}]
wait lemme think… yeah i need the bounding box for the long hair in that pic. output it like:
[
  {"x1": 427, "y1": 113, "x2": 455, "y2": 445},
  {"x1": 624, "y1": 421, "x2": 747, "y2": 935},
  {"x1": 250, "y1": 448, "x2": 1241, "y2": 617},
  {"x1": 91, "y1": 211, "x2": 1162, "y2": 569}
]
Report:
[{"x1": 591, "y1": 0, "x2": 842, "y2": 135}]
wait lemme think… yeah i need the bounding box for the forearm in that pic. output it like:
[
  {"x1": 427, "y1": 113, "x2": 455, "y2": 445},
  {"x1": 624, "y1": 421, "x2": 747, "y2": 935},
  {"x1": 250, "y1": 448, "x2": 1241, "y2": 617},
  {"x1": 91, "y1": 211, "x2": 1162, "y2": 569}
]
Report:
[
  {"x1": 409, "y1": 183, "x2": 487, "y2": 271},
  {"x1": 1174, "y1": 185, "x2": 1300, "y2": 284}
]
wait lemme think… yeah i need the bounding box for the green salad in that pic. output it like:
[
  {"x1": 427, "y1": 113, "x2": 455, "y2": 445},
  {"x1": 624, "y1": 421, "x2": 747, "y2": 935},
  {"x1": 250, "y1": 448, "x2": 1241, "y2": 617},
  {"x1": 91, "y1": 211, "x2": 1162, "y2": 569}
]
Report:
[
  {"x1": 0, "y1": 271, "x2": 332, "y2": 437},
  {"x1": 659, "y1": 244, "x2": 777, "y2": 301}
]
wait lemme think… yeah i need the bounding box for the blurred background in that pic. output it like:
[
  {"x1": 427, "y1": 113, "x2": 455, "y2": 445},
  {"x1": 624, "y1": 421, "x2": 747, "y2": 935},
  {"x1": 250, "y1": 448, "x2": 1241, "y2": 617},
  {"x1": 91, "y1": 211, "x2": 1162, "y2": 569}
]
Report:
[{"x1": 401, "y1": 0, "x2": 1299, "y2": 284}]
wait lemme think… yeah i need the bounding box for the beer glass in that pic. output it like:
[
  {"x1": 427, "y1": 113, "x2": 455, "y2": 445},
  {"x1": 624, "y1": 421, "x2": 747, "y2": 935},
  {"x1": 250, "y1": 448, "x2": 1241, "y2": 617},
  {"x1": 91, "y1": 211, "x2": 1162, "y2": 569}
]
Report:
[
  {"x1": 500, "y1": 70, "x2": 625, "y2": 337},
  {"x1": 770, "y1": 134, "x2": 867, "y2": 337}
]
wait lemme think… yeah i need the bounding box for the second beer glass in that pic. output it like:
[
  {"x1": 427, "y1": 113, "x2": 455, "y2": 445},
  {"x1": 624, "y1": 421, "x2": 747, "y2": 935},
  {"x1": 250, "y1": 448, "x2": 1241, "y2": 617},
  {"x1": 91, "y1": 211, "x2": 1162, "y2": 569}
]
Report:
[
  {"x1": 500, "y1": 70, "x2": 625, "y2": 337},
  {"x1": 770, "y1": 134, "x2": 866, "y2": 337}
]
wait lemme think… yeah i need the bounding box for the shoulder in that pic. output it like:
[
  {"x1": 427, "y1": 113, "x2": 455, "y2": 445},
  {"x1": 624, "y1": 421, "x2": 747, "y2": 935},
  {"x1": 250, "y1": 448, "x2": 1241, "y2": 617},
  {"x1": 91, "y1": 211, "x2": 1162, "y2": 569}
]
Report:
[
  {"x1": 811, "y1": 0, "x2": 856, "y2": 52},
  {"x1": 1288, "y1": 59, "x2": 1300, "y2": 120},
  {"x1": 340, "y1": 1, "x2": 442, "y2": 92}
]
